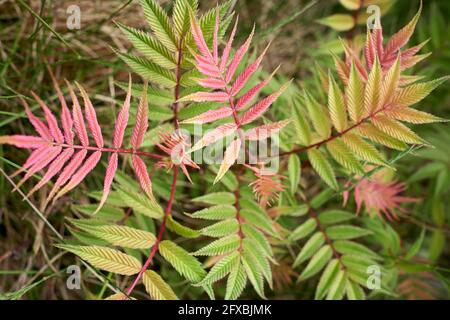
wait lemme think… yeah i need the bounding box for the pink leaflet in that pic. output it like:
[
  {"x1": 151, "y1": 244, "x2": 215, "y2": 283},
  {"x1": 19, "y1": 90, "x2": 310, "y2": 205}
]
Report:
[
  {"x1": 31, "y1": 92, "x2": 64, "y2": 144},
  {"x1": 131, "y1": 155, "x2": 153, "y2": 198},
  {"x1": 67, "y1": 82, "x2": 89, "y2": 147},
  {"x1": 53, "y1": 150, "x2": 102, "y2": 202},
  {"x1": 48, "y1": 68, "x2": 74, "y2": 144},
  {"x1": 235, "y1": 67, "x2": 279, "y2": 110},
  {"x1": 186, "y1": 91, "x2": 229, "y2": 103},
  {"x1": 220, "y1": 18, "x2": 238, "y2": 72},
  {"x1": 113, "y1": 78, "x2": 131, "y2": 148},
  {"x1": 240, "y1": 83, "x2": 288, "y2": 125},
  {"x1": 365, "y1": 30, "x2": 376, "y2": 70},
  {"x1": 131, "y1": 84, "x2": 149, "y2": 150},
  {"x1": 10, "y1": 146, "x2": 48, "y2": 178},
  {"x1": 190, "y1": 123, "x2": 237, "y2": 152},
  {"x1": 212, "y1": 8, "x2": 219, "y2": 64},
  {"x1": 26, "y1": 147, "x2": 75, "y2": 198},
  {"x1": 94, "y1": 152, "x2": 118, "y2": 214},
  {"x1": 194, "y1": 78, "x2": 227, "y2": 90},
  {"x1": 225, "y1": 25, "x2": 255, "y2": 84},
  {"x1": 19, "y1": 97, "x2": 53, "y2": 141},
  {"x1": 45, "y1": 149, "x2": 88, "y2": 205},
  {"x1": 195, "y1": 55, "x2": 222, "y2": 78},
  {"x1": 76, "y1": 83, "x2": 104, "y2": 148},
  {"x1": 244, "y1": 120, "x2": 290, "y2": 141},
  {"x1": 190, "y1": 13, "x2": 214, "y2": 62},
  {"x1": 183, "y1": 107, "x2": 233, "y2": 124},
  {"x1": 231, "y1": 42, "x2": 270, "y2": 96},
  {"x1": 0, "y1": 135, "x2": 48, "y2": 149},
  {"x1": 14, "y1": 146, "x2": 62, "y2": 191}
]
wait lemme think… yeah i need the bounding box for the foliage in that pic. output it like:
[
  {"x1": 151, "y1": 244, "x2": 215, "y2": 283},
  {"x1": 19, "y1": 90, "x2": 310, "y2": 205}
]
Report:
[{"x1": 0, "y1": 0, "x2": 448, "y2": 300}]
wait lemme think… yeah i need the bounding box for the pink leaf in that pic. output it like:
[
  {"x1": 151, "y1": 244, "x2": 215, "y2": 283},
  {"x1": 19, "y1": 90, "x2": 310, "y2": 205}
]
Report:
[
  {"x1": 235, "y1": 66, "x2": 279, "y2": 110},
  {"x1": 195, "y1": 55, "x2": 222, "y2": 78},
  {"x1": 190, "y1": 123, "x2": 237, "y2": 152},
  {"x1": 19, "y1": 97, "x2": 52, "y2": 141},
  {"x1": 182, "y1": 107, "x2": 233, "y2": 124},
  {"x1": 30, "y1": 92, "x2": 64, "y2": 144},
  {"x1": 132, "y1": 155, "x2": 153, "y2": 199},
  {"x1": 244, "y1": 120, "x2": 290, "y2": 141},
  {"x1": 212, "y1": 7, "x2": 219, "y2": 64},
  {"x1": 131, "y1": 83, "x2": 148, "y2": 150},
  {"x1": 194, "y1": 78, "x2": 227, "y2": 90},
  {"x1": 53, "y1": 151, "x2": 102, "y2": 203},
  {"x1": 94, "y1": 152, "x2": 118, "y2": 214},
  {"x1": 48, "y1": 68, "x2": 74, "y2": 144},
  {"x1": 26, "y1": 147, "x2": 74, "y2": 198},
  {"x1": 373, "y1": 27, "x2": 384, "y2": 60},
  {"x1": 220, "y1": 18, "x2": 238, "y2": 72},
  {"x1": 240, "y1": 81, "x2": 290, "y2": 125},
  {"x1": 0, "y1": 135, "x2": 48, "y2": 149},
  {"x1": 179, "y1": 91, "x2": 229, "y2": 103},
  {"x1": 231, "y1": 42, "x2": 270, "y2": 96},
  {"x1": 225, "y1": 25, "x2": 255, "y2": 84},
  {"x1": 45, "y1": 149, "x2": 88, "y2": 207},
  {"x1": 113, "y1": 77, "x2": 131, "y2": 148},
  {"x1": 214, "y1": 138, "x2": 241, "y2": 184},
  {"x1": 13, "y1": 146, "x2": 62, "y2": 191},
  {"x1": 365, "y1": 31, "x2": 376, "y2": 70},
  {"x1": 190, "y1": 12, "x2": 214, "y2": 62},
  {"x1": 10, "y1": 147, "x2": 48, "y2": 178},
  {"x1": 67, "y1": 82, "x2": 89, "y2": 147},
  {"x1": 76, "y1": 83, "x2": 104, "y2": 148}
]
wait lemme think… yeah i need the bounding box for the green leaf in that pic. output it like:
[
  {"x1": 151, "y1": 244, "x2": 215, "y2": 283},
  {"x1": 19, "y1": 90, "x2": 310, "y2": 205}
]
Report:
[
  {"x1": 117, "y1": 23, "x2": 177, "y2": 69},
  {"x1": 293, "y1": 232, "x2": 325, "y2": 267},
  {"x1": 141, "y1": 0, "x2": 178, "y2": 52},
  {"x1": 328, "y1": 72, "x2": 347, "y2": 132},
  {"x1": 304, "y1": 91, "x2": 331, "y2": 139},
  {"x1": 299, "y1": 245, "x2": 333, "y2": 281},
  {"x1": 173, "y1": 0, "x2": 199, "y2": 37},
  {"x1": 318, "y1": 210, "x2": 355, "y2": 225},
  {"x1": 405, "y1": 228, "x2": 425, "y2": 260},
  {"x1": 159, "y1": 240, "x2": 205, "y2": 282},
  {"x1": 241, "y1": 224, "x2": 274, "y2": 259},
  {"x1": 327, "y1": 225, "x2": 372, "y2": 240},
  {"x1": 345, "y1": 279, "x2": 365, "y2": 300},
  {"x1": 68, "y1": 219, "x2": 156, "y2": 249},
  {"x1": 243, "y1": 239, "x2": 272, "y2": 289},
  {"x1": 241, "y1": 250, "x2": 266, "y2": 299},
  {"x1": 289, "y1": 218, "x2": 318, "y2": 241},
  {"x1": 55, "y1": 244, "x2": 141, "y2": 275},
  {"x1": 197, "y1": 252, "x2": 240, "y2": 286},
  {"x1": 307, "y1": 149, "x2": 338, "y2": 190},
  {"x1": 191, "y1": 192, "x2": 236, "y2": 206},
  {"x1": 225, "y1": 259, "x2": 247, "y2": 300},
  {"x1": 317, "y1": 14, "x2": 355, "y2": 31},
  {"x1": 201, "y1": 219, "x2": 239, "y2": 238},
  {"x1": 292, "y1": 100, "x2": 312, "y2": 145},
  {"x1": 288, "y1": 154, "x2": 301, "y2": 194},
  {"x1": 167, "y1": 215, "x2": 200, "y2": 238},
  {"x1": 325, "y1": 269, "x2": 346, "y2": 300},
  {"x1": 333, "y1": 240, "x2": 381, "y2": 260},
  {"x1": 315, "y1": 259, "x2": 340, "y2": 300},
  {"x1": 327, "y1": 139, "x2": 364, "y2": 175},
  {"x1": 119, "y1": 53, "x2": 177, "y2": 87},
  {"x1": 188, "y1": 205, "x2": 237, "y2": 220},
  {"x1": 143, "y1": 270, "x2": 179, "y2": 300},
  {"x1": 240, "y1": 209, "x2": 278, "y2": 238},
  {"x1": 342, "y1": 133, "x2": 386, "y2": 166},
  {"x1": 194, "y1": 235, "x2": 240, "y2": 256},
  {"x1": 116, "y1": 186, "x2": 163, "y2": 219}
]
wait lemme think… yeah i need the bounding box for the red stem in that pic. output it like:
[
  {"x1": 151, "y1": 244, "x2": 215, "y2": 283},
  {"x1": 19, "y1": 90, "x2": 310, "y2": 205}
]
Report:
[
  {"x1": 124, "y1": 39, "x2": 184, "y2": 299},
  {"x1": 125, "y1": 167, "x2": 178, "y2": 296}
]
